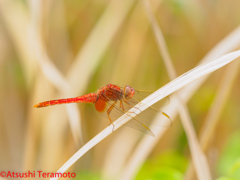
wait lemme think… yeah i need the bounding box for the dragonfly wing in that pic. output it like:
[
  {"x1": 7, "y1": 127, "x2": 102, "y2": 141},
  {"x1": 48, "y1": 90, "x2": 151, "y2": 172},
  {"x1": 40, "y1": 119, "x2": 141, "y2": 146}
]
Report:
[
  {"x1": 96, "y1": 89, "x2": 166, "y2": 136},
  {"x1": 125, "y1": 118, "x2": 155, "y2": 137},
  {"x1": 96, "y1": 98, "x2": 125, "y2": 122},
  {"x1": 103, "y1": 100, "x2": 156, "y2": 136},
  {"x1": 133, "y1": 90, "x2": 170, "y2": 106},
  {"x1": 137, "y1": 105, "x2": 172, "y2": 127},
  {"x1": 95, "y1": 98, "x2": 155, "y2": 136},
  {"x1": 121, "y1": 100, "x2": 172, "y2": 128}
]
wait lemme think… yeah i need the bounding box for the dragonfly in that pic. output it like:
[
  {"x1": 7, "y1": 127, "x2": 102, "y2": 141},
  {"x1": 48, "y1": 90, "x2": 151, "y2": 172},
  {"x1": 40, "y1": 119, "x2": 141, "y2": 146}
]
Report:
[{"x1": 34, "y1": 84, "x2": 172, "y2": 136}]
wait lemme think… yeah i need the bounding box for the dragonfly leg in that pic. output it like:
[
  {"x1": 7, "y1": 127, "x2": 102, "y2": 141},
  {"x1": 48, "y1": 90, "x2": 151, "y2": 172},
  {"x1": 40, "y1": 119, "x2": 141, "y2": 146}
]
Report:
[
  {"x1": 121, "y1": 99, "x2": 138, "y2": 113},
  {"x1": 120, "y1": 100, "x2": 130, "y2": 113},
  {"x1": 107, "y1": 101, "x2": 117, "y2": 132},
  {"x1": 120, "y1": 100, "x2": 125, "y2": 111}
]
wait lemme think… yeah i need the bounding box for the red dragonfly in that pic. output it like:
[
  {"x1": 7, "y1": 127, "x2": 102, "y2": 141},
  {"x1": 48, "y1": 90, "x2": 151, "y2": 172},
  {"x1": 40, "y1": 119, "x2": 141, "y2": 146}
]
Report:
[{"x1": 34, "y1": 84, "x2": 172, "y2": 136}]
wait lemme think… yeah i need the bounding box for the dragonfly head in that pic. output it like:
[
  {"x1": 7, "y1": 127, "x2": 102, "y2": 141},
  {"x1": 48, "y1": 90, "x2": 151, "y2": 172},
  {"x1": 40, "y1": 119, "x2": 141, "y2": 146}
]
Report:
[{"x1": 124, "y1": 85, "x2": 135, "y2": 99}]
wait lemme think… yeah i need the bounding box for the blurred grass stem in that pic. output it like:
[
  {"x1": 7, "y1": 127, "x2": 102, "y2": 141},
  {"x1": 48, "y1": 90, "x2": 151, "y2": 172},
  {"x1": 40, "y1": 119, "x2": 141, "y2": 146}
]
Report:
[
  {"x1": 185, "y1": 59, "x2": 240, "y2": 179},
  {"x1": 142, "y1": 1, "x2": 211, "y2": 180},
  {"x1": 50, "y1": 50, "x2": 240, "y2": 180},
  {"x1": 119, "y1": 19, "x2": 240, "y2": 180}
]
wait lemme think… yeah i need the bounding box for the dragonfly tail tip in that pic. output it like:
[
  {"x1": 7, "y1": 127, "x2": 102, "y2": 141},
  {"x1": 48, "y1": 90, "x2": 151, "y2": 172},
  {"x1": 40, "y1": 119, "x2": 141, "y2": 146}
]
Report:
[{"x1": 33, "y1": 104, "x2": 40, "y2": 108}]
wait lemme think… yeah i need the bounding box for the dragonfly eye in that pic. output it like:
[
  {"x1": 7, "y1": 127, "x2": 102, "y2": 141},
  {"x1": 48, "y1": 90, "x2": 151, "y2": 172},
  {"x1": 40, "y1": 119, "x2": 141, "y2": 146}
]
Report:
[{"x1": 124, "y1": 85, "x2": 135, "y2": 99}]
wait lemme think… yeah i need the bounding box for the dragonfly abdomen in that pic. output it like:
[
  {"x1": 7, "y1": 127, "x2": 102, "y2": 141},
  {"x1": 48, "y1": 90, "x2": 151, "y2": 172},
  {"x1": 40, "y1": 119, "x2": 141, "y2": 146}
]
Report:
[
  {"x1": 33, "y1": 93, "x2": 97, "y2": 108},
  {"x1": 75, "y1": 93, "x2": 97, "y2": 103}
]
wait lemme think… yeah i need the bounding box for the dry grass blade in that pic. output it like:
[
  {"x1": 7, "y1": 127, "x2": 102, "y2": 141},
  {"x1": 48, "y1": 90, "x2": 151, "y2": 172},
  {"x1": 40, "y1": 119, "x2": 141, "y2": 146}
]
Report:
[
  {"x1": 67, "y1": 0, "x2": 136, "y2": 95},
  {"x1": 50, "y1": 50, "x2": 240, "y2": 180},
  {"x1": 0, "y1": 0, "x2": 36, "y2": 86},
  {"x1": 102, "y1": 1, "x2": 163, "y2": 178},
  {"x1": 143, "y1": 1, "x2": 211, "y2": 180},
  {"x1": 143, "y1": 0, "x2": 177, "y2": 79},
  {"x1": 22, "y1": 0, "x2": 136, "y2": 172},
  {"x1": 30, "y1": 0, "x2": 136, "y2": 150},
  {"x1": 29, "y1": 0, "x2": 82, "y2": 147},
  {"x1": 181, "y1": 0, "x2": 205, "y2": 35},
  {"x1": 17, "y1": 0, "x2": 136, "y2": 174},
  {"x1": 200, "y1": 60, "x2": 240, "y2": 154},
  {"x1": 118, "y1": 26, "x2": 240, "y2": 180},
  {"x1": 185, "y1": 59, "x2": 240, "y2": 180}
]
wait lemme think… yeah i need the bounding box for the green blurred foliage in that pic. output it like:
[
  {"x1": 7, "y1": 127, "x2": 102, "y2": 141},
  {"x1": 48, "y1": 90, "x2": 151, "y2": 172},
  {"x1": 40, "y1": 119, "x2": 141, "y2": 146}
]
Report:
[
  {"x1": 176, "y1": 130, "x2": 188, "y2": 153},
  {"x1": 189, "y1": 85, "x2": 216, "y2": 115},
  {"x1": 135, "y1": 150, "x2": 188, "y2": 180},
  {"x1": 188, "y1": 84, "x2": 216, "y2": 131},
  {"x1": 217, "y1": 177, "x2": 236, "y2": 180},
  {"x1": 75, "y1": 171, "x2": 101, "y2": 180},
  {"x1": 217, "y1": 131, "x2": 240, "y2": 179}
]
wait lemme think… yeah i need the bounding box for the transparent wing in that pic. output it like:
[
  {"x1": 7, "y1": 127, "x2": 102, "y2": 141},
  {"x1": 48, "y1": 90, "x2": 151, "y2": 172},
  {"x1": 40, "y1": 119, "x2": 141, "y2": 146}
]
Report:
[
  {"x1": 121, "y1": 88, "x2": 172, "y2": 127},
  {"x1": 96, "y1": 88, "x2": 171, "y2": 136},
  {"x1": 95, "y1": 99, "x2": 154, "y2": 136},
  {"x1": 128, "y1": 102, "x2": 172, "y2": 128},
  {"x1": 125, "y1": 118, "x2": 155, "y2": 136},
  {"x1": 133, "y1": 89, "x2": 170, "y2": 106}
]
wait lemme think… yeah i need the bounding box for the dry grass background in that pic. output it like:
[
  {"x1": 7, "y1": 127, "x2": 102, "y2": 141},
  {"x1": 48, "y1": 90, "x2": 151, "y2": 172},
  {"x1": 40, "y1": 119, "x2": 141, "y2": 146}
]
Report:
[{"x1": 0, "y1": 0, "x2": 240, "y2": 180}]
